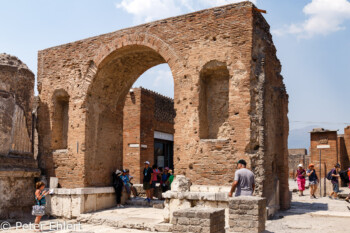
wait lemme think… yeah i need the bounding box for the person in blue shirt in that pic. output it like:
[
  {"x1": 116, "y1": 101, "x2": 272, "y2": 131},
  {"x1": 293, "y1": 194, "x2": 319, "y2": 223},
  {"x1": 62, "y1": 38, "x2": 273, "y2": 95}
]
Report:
[{"x1": 121, "y1": 169, "x2": 131, "y2": 199}]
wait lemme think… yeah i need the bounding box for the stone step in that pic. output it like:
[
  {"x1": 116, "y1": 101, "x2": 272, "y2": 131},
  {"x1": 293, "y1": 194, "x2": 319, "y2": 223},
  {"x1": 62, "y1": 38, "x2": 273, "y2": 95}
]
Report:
[{"x1": 125, "y1": 197, "x2": 165, "y2": 209}]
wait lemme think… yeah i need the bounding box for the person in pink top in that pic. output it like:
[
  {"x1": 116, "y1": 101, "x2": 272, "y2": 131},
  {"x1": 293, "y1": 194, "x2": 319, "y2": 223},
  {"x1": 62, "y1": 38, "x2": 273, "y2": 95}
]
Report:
[
  {"x1": 151, "y1": 164, "x2": 160, "y2": 199},
  {"x1": 295, "y1": 164, "x2": 306, "y2": 196}
]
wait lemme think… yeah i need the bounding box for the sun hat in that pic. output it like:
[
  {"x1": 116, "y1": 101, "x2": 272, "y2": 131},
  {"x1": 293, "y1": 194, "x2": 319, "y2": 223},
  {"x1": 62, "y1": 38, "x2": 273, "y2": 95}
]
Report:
[{"x1": 115, "y1": 169, "x2": 122, "y2": 176}]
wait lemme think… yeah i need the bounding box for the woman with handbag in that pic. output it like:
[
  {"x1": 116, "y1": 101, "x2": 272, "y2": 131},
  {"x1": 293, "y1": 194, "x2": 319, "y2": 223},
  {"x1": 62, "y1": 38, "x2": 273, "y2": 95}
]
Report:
[{"x1": 33, "y1": 181, "x2": 49, "y2": 232}]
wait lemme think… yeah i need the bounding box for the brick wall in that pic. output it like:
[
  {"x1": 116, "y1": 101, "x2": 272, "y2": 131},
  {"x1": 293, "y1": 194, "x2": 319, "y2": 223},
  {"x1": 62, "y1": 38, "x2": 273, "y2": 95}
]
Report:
[
  {"x1": 123, "y1": 88, "x2": 175, "y2": 183},
  {"x1": 37, "y1": 1, "x2": 289, "y2": 209},
  {"x1": 310, "y1": 130, "x2": 338, "y2": 180}
]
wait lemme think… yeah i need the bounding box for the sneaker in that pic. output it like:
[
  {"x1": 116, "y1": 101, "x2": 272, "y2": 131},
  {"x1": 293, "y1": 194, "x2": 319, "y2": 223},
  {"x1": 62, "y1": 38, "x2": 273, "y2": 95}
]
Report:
[
  {"x1": 120, "y1": 205, "x2": 124, "y2": 208},
  {"x1": 345, "y1": 199, "x2": 350, "y2": 203},
  {"x1": 347, "y1": 206, "x2": 350, "y2": 211},
  {"x1": 313, "y1": 195, "x2": 317, "y2": 199},
  {"x1": 328, "y1": 196, "x2": 333, "y2": 199}
]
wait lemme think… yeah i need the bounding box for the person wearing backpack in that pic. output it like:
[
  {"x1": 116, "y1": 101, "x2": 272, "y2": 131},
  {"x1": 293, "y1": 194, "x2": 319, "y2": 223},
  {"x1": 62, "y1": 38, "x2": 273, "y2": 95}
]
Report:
[{"x1": 328, "y1": 163, "x2": 341, "y2": 199}]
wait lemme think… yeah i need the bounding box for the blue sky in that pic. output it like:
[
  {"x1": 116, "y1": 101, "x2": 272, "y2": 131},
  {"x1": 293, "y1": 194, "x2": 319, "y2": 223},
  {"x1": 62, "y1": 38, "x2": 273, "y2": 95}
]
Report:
[{"x1": 1, "y1": 0, "x2": 349, "y2": 148}]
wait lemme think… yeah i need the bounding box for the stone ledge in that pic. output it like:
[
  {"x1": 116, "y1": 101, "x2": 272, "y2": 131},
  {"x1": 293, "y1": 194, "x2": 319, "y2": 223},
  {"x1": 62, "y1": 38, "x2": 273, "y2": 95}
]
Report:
[
  {"x1": 51, "y1": 186, "x2": 115, "y2": 195},
  {"x1": 0, "y1": 168, "x2": 40, "y2": 177},
  {"x1": 163, "y1": 191, "x2": 229, "y2": 201}
]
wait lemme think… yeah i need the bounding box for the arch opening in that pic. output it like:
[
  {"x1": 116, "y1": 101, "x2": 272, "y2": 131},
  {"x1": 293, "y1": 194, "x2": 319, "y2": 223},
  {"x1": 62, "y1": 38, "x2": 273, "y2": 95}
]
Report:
[{"x1": 84, "y1": 45, "x2": 176, "y2": 186}]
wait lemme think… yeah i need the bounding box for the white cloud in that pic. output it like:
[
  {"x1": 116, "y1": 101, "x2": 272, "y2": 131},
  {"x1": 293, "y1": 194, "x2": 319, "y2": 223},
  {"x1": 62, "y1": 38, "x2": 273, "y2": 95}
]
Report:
[
  {"x1": 273, "y1": 0, "x2": 350, "y2": 38},
  {"x1": 116, "y1": 0, "x2": 257, "y2": 24},
  {"x1": 152, "y1": 69, "x2": 173, "y2": 87}
]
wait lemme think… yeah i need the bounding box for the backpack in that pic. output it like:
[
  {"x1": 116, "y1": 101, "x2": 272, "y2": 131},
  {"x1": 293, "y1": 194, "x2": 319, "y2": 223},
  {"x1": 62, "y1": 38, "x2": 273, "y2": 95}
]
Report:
[{"x1": 326, "y1": 169, "x2": 334, "y2": 180}]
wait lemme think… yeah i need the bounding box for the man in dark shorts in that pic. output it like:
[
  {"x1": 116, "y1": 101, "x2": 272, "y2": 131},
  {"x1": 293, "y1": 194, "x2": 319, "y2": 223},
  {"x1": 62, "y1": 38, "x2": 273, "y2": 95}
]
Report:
[
  {"x1": 143, "y1": 161, "x2": 153, "y2": 203},
  {"x1": 329, "y1": 163, "x2": 340, "y2": 199}
]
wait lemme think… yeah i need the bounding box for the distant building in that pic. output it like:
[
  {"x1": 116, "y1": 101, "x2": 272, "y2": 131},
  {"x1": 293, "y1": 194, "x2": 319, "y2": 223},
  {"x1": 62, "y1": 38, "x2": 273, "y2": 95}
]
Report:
[
  {"x1": 123, "y1": 87, "x2": 175, "y2": 183},
  {"x1": 310, "y1": 127, "x2": 350, "y2": 195},
  {"x1": 288, "y1": 148, "x2": 309, "y2": 179}
]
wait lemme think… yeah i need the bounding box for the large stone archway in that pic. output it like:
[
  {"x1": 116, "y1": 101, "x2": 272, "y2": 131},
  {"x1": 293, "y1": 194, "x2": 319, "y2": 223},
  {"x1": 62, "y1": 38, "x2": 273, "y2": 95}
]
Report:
[{"x1": 37, "y1": 1, "x2": 290, "y2": 216}]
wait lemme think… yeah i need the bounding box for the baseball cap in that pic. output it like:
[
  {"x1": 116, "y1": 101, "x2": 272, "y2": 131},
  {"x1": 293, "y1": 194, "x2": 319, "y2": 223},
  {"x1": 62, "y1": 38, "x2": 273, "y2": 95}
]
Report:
[
  {"x1": 298, "y1": 164, "x2": 303, "y2": 167},
  {"x1": 144, "y1": 161, "x2": 150, "y2": 165},
  {"x1": 237, "y1": 159, "x2": 247, "y2": 166}
]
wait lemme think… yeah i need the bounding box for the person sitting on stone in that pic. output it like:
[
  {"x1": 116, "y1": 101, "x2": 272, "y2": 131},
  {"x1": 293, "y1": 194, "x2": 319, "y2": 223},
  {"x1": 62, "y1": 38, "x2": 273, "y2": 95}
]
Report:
[
  {"x1": 229, "y1": 159, "x2": 255, "y2": 197},
  {"x1": 121, "y1": 169, "x2": 131, "y2": 200},
  {"x1": 161, "y1": 167, "x2": 171, "y2": 192},
  {"x1": 112, "y1": 169, "x2": 124, "y2": 208},
  {"x1": 125, "y1": 169, "x2": 138, "y2": 197}
]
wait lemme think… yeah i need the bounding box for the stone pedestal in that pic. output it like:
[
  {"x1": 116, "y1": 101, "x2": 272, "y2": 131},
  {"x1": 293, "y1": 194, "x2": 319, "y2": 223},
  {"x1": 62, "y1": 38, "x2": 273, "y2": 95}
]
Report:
[
  {"x1": 172, "y1": 207, "x2": 225, "y2": 233},
  {"x1": 46, "y1": 187, "x2": 128, "y2": 219}
]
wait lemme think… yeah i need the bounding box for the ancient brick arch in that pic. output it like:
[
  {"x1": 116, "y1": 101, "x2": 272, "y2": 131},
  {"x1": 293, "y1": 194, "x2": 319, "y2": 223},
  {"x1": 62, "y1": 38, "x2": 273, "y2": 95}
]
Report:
[
  {"x1": 38, "y1": 1, "x2": 290, "y2": 210},
  {"x1": 83, "y1": 43, "x2": 181, "y2": 186}
]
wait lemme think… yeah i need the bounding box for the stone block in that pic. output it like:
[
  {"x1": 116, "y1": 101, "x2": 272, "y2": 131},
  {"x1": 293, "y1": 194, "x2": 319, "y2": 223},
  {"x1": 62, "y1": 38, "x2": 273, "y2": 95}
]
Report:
[{"x1": 49, "y1": 177, "x2": 59, "y2": 188}]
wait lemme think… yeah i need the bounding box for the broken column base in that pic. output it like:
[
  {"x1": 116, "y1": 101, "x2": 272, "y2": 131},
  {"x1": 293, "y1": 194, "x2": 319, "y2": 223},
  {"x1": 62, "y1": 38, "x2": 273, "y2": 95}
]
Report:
[
  {"x1": 0, "y1": 169, "x2": 40, "y2": 220},
  {"x1": 163, "y1": 175, "x2": 267, "y2": 232},
  {"x1": 46, "y1": 187, "x2": 128, "y2": 219}
]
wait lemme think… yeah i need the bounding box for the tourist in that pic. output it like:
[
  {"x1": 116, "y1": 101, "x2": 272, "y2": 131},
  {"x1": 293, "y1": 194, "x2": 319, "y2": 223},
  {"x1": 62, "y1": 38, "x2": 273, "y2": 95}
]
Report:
[
  {"x1": 143, "y1": 161, "x2": 153, "y2": 203},
  {"x1": 161, "y1": 167, "x2": 171, "y2": 192},
  {"x1": 168, "y1": 169, "x2": 174, "y2": 190},
  {"x1": 34, "y1": 181, "x2": 49, "y2": 232},
  {"x1": 121, "y1": 169, "x2": 131, "y2": 199},
  {"x1": 112, "y1": 169, "x2": 124, "y2": 208},
  {"x1": 151, "y1": 164, "x2": 161, "y2": 199},
  {"x1": 228, "y1": 159, "x2": 255, "y2": 197},
  {"x1": 345, "y1": 168, "x2": 350, "y2": 203},
  {"x1": 125, "y1": 169, "x2": 138, "y2": 197},
  {"x1": 306, "y1": 164, "x2": 318, "y2": 199},
  {"x1": 295, "y1": 164, "x2": 306, "y2": 196},
  {"x1": 329, "y1": 163, "x2": 341, "y2": 199}
]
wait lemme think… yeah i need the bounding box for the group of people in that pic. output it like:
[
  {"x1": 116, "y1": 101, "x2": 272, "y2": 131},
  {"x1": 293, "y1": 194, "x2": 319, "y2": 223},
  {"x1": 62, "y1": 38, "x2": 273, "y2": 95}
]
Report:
[
  {"x1": 142, "y1": 161, "x2": 174, "y2": 203},
  {"x1": 295, "y1": 163, "x2": 350, "y2": 204},
  {"x1": 112, "y1": 161, "x2": 175, "y2": 207}
]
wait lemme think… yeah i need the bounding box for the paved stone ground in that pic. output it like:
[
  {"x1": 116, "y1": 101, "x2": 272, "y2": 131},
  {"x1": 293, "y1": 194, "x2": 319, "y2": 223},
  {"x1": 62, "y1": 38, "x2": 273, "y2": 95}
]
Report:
[
  {"x1": 266, "y1": 181, "x2": 350, "y2": 233},
  {"x1": 2, "y1": 184, "x2": 350, "y2": 233}
]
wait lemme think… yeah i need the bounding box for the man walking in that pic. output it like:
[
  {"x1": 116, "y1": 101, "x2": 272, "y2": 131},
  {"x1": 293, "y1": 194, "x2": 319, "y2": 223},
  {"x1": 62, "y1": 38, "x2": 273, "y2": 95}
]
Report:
[
  {"x1": 329, "y1": 163, "x2": 341, "y2": 199},
  {"x1": 143, "y1": 161, "x2": 153, "y2": 203},
  {"x1": 229, "y1": 159, "x2": 255, "y2": 197}
]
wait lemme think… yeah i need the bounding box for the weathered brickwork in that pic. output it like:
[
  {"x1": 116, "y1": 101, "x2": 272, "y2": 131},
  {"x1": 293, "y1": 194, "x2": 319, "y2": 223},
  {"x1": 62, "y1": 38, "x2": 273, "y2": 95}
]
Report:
[
  {"x1": 228, "y1": 197, "x2": 266, "y2": 233},
  {"x1": 123, "y1": 87, "x2": 175, "y2": 183},
  {"x1": 172, "y1": 207, "x2": 225, "y2": 233},
  {"x1": 0, "y1": 54, "x2": 40, "y2": 219},
  {"x1": 288, "y1": 148, "x2": 309, "y2": 178},
  {"x1": 37, "y1": 1, "x2": 289, "y2": 209}
]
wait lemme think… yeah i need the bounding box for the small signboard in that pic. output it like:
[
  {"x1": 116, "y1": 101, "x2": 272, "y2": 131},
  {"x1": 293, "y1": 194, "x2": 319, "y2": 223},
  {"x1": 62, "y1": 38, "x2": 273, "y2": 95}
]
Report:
[{"x1": 317, "y1": 145, "x2": 330, "y2": 149}]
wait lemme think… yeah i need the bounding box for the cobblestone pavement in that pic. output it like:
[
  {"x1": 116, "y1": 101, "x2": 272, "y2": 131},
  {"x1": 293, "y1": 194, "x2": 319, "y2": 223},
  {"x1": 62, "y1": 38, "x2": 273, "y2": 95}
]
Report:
[{"x1": 266, "y1": 184, "x2": 350, "y2": 233}]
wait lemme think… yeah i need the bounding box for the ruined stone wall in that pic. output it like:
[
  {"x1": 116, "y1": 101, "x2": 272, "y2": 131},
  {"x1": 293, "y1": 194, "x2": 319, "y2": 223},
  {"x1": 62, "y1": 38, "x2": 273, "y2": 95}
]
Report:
[
  {"x1": 338, "y1": 135, "x2": 349, "y2": 172},
  {"x1": 344, "y1": 126, "x2": 350, "y2": 169},
  {"x1": 251, "y1": 11, "x2": 290, "y2": 210},
  {"x1": 0, "y1": 54, "x2": 40, "y2": 219},
  {"x1": 310, "y1": 130, "x2": 338, "y2": 178},
  {"x1": 37, "y1": 1, "x2": 288, "y2": 211}
]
